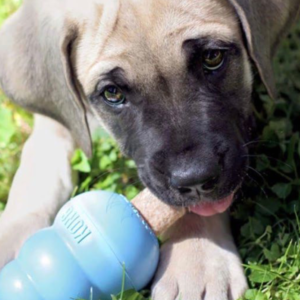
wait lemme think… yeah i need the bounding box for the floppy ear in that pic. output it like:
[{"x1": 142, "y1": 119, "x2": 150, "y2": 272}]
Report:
[
  {"x1": 228, "y1": 0, "x2": 300, "y2": 99},
  {"x1": 0, "y1": 0, "x2": 92, "y2": 156}
]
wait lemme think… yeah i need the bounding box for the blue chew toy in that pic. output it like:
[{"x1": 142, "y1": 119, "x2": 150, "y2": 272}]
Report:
[{"x1": 0, "y1": 191, "x2": 160, "y2": 300}]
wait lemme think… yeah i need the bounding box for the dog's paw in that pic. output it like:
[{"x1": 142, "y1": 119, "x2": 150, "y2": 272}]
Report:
[
  {"x1": 0, "y1": 213, "x2": 50, "y2": 270},
  {"x1": 151, "y1": 214, "x2": 248, "y2": 300}
]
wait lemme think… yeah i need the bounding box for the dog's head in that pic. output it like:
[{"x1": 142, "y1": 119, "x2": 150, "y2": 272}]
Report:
[
  {"x1": 0, "y1": 0, "x2": 298, "y2": 215},
  {"x1": 77, "y1": 0, "x2": 254, "y2": 212}
]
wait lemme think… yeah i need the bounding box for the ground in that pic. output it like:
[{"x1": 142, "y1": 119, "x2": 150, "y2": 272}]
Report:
[{"x1": 0, "y1": 1, "x2": 300, "y2": 299}]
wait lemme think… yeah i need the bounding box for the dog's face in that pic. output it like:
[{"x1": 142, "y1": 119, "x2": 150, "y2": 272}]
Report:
[{"x1": 75, "y1": 0, "x2": 253, "y2": 214}]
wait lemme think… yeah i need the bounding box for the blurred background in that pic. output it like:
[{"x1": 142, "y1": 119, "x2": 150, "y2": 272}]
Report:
[{"x1": 1, "y1": 1, "x2": 300, "y2": 299}]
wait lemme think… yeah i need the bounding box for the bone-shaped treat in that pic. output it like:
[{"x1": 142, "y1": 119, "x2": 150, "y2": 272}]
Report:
[{"x1": 132, "y1": 189, "x2": 186, "y2": 235}]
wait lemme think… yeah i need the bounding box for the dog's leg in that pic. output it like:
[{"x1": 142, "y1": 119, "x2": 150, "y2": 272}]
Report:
[
  {"x1": 0, "y1": 114, "x2": 75, "y2": 269},
  {"x1": 152, "y1": 213, "x2": 248, "y2": 300}
]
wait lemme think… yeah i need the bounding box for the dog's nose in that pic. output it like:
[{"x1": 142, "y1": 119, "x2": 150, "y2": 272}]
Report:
[{"x1": 170, "y1": 164, "x2": 220, "y2": 194}]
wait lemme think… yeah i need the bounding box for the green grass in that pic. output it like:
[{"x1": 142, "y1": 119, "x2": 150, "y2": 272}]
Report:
[
  {"x1": 1, "y1": 1, "x2": 300, "y2": 299},
  {"x1": 0, "y1": 0, "x2": 21, "y2": 26}
]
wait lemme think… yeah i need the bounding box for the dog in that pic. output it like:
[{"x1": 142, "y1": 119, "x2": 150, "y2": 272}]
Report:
[{"x1": 0, "y1": 0, "x2": 299, "y2": 299}]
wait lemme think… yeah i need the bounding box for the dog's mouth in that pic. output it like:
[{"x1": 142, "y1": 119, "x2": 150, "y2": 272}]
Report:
[
  {"x1": 188, "y1": 193, "x2": 235, "y2": 217},
  {"x1": 138, "y1": 161, "x2": 245, "y2": 217},
  {"x1": 136, "y1": 141, "x2": 248, "y2": 217}
]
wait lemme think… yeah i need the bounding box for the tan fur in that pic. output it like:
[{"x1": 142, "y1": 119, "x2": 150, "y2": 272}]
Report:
[
  {"x1": 75, "y1": 0, "x2": 243, "y2": 97},
  {"x1": 152, "y1": 213, "x2": 248, "y2": 300},
  {"x1": 0, "y1": 0, "x2": 299, "y2": 298}
]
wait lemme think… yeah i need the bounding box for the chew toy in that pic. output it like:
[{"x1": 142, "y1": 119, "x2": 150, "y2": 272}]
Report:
[{"x1": 0, "y1": 189, "x2": 185, "y2": 300}]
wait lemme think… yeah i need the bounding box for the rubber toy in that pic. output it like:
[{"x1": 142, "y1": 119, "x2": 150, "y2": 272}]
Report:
[{"x1": 0, "y1": 189, "x2": 185, "y2": 300}]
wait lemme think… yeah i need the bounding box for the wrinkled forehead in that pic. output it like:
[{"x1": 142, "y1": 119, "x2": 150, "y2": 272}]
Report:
[{"x1": 77, "y1": 0, "x2": 241, "y2": 94}]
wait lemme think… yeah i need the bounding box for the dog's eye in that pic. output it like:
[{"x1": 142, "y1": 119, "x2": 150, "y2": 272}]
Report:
[
  {"x1": 202, "y1": 50, "x2": 225, "y2": 71},
  {"x1": 102, "y1": 85, "x2": 126, "y2": 105}
]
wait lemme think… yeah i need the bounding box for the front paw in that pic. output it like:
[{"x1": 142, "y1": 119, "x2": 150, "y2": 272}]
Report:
[{"x1": 151, "y1": 214, "x2": 248, "y2": 300}]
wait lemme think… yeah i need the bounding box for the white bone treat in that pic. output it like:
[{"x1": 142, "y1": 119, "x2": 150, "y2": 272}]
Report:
[{"x1": 132, "y1": 189, "x2": 186, "y2": 236}]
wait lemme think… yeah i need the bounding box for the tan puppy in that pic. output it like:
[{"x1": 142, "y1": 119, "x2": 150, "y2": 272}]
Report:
[{"x1": 0, "y1": 0, "x2": 299, "y2": 299}]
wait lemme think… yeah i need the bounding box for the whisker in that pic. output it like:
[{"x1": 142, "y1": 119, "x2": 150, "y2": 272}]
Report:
[
  {"x1": 246, "y1": 166, "x2": 268, "y2": 185},
  {"x1": 245, "y1": 173, "x2": 269, "y2": 199},
  {"x1": 242, "y1": 154, "x2": 294, "y2": 170},
  {"x1": 242, "y1": 139, "x2": 280, "y2": 148},
  {"x1": 242, "y1": 139, "x2": 260, "y2": 148}
]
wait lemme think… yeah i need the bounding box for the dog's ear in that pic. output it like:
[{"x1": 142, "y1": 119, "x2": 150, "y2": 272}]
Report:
[
  {"x1": 228, "y1": 0, "x2": 300, "y2": 99},
  {"x1": 0, "y1": 1, "x2": 94, "y2": 156}
]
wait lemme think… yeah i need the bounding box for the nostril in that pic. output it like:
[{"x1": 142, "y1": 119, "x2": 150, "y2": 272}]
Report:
[
  {"x1": 178, "y1": 187, "x2": 192, "y2": 194},
  {"x1": 170, "y1": 164, "x2": 220, "y2": 194},
  {"x1": 170, "y1": 171, "x2": 219, "y2": 194},
  {"x1": 199, "y1": 176, "x2": 218, "y2": 193}
]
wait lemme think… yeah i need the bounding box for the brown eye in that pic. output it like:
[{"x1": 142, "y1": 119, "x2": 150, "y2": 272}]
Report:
[
  {"x1": 102, "y1": 85, "x2": 126, "y2": 105},
  {"x1": 202, "y1": 50, "x2": 225, "y2": 71}
]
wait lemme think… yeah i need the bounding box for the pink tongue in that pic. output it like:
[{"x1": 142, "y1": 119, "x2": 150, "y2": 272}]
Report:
[{"x1": 189, "y1": 194, "x2": 234, "y2": 217}]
